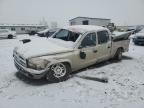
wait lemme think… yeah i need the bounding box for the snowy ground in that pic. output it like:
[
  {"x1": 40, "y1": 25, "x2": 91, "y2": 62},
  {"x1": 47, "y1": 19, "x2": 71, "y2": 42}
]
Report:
[{"x1": 0, "y1": 35, "x2": 144, "y2": 108}]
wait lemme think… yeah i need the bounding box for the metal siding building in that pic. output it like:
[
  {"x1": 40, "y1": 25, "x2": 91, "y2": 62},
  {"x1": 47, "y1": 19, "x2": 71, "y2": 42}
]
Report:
[
  {"x1": 69, "y1": 17, "x2": 111, "y2": 27},
  {"x1": 0, "y1": 24, "x2": 47, "y2": 34}
]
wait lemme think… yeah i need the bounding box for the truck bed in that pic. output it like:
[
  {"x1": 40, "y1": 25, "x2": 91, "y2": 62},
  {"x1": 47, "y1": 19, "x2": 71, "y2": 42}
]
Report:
[
  {"x1": 110, "y1": 31, "x2": 131, "y2": 58},
  {"x1": 112, "y1": 31, "x2": 131, "y2": 42}
]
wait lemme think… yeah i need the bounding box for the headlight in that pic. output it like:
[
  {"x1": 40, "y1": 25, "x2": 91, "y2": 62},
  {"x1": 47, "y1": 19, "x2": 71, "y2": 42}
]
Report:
[{"x1": 28, "y1": 58, "x2": 50, "y2": 70}]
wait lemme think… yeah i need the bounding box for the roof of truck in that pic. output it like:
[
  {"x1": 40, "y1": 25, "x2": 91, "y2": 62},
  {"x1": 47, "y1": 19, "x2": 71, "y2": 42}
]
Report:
[{"x1": 63, "y1": 25, "x2": 108, "y2": 33}]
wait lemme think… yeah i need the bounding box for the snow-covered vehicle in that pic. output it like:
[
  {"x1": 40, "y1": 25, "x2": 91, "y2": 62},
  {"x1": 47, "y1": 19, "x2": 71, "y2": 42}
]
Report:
[
  {"x1": 0, "y1": 29, "x2": 16, "y2": 39},
  {"x1": 13, "y1": 25, "x2": 130, "y2": 82},
  {"x1": 37, "y1": 28, "x2": 59, "y2": 37},
  {"x1": 133, "y1": 29, "x2": 144, "y2": 45},
  {"x1": 127, "y1": 25, "x2": 143, "y2": 34},
  {"x1": 37, "y1": 29, "x2": 49, "y2": 37}
]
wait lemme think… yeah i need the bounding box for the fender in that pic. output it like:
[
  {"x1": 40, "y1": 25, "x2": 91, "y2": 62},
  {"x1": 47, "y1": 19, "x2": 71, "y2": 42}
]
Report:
[{"x1": 45, "y1": 58, "x2": 72, "y2": 69}]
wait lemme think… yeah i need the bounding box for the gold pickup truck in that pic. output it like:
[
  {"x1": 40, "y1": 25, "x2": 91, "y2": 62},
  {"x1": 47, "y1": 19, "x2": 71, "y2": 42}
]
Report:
[{"x1": 13, "y1": 25, "x2": 130, "y2": 82}]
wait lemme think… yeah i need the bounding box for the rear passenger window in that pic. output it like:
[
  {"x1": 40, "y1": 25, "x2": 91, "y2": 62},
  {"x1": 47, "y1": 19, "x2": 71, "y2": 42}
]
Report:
[
  {"x1": 97, "y1": 31, "x2": 109, "y2": 44},
  {"x1": 81, "y1": 33, "x2": 96, "y2": 47}
]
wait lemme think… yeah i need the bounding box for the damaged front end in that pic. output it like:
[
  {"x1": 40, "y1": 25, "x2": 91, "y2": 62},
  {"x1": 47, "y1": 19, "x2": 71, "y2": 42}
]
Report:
[
  {"x1": 27, "y1": 58, "x2": 50, "y2": 70},
  {"x1": 14, "y1": 52, "x2": 51, "y2": 79}
]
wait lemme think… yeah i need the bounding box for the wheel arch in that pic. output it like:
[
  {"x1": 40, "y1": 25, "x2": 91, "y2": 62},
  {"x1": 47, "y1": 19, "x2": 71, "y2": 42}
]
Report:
[
  {"x1": 46, "y1": 59, "x2": 72, "y2": 71},
  {"x1": 8, "y1": 34, "x2": 13, "y2": 36},
  {"x1": 115, "y1": 47, "x2": 124, "y2": 54},
  {"x1": 118, "y1": 47, "x2": 124, "y2": 52}
]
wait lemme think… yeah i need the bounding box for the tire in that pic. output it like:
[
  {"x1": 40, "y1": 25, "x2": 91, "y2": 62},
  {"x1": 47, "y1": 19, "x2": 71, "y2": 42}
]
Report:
[
  {"x1": 46, "y1": 63, "x2": 71, "y2": 83},
  {"x1": 8, "y1": 35, "x2": 13, "y2": 39},
  {"x1": 114, "y1": 48, "x2": 122, "y2": 61}
]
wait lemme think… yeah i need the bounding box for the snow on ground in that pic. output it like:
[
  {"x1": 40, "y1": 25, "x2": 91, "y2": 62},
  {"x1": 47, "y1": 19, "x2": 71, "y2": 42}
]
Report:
[{"x1": 0, "y1": 35, "x2": 144, "y2": 108}]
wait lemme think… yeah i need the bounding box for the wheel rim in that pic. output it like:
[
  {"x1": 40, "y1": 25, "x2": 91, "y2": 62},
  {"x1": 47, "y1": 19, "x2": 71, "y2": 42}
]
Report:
[{"x1": 51, "y1": 63, "x2": 66, "y2": 78}]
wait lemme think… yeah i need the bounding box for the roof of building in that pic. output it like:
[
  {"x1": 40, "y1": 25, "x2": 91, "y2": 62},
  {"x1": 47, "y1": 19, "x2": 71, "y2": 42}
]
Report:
[
  {"x1": 69, "y1": 16, "x2": 111, "y2": 21},
  {"x1": 0, "y1": 23, "x2": 46, "y2": 27},
  {"x1": 63, "y1": 25, "x2": 108, "y2": 33}
]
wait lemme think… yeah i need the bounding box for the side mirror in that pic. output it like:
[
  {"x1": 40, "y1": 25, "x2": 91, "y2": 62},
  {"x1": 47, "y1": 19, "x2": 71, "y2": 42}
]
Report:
[{"x1": 80, "y1": 51, "x2": 86, "y2": 59}]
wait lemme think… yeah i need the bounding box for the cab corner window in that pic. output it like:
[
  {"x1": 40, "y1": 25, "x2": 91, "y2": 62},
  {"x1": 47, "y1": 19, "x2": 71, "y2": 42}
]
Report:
[
  {"x1": 97, "y1": 31, "x2": 109, "y2": 44},
  {"x1": 81, "y1": 33, "x2": 96, "y2": 47}
]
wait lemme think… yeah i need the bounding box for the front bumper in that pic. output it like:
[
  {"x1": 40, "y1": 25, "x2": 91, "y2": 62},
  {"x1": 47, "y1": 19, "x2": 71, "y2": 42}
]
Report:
[{"x1": 14, "y1": 59, "x2": 48, "y2": 79}]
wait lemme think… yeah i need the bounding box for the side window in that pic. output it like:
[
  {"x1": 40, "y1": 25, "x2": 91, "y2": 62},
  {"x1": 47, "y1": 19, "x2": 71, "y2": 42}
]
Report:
[
  {"x1": 21, "y1": 27, "x2": 25, "y2": 31},
  {"x1": 11, "y1": 28, "x2": 16, "y2": 31},
  {"x1": 81, "y1": 33, "x2": 96, "y2": 47},
  {"x1": 69, "y1": 31, "x2": 80, "y2": 42},
  {"x1": 97, "y1": 31, "x2": 109, "y2": 44}
]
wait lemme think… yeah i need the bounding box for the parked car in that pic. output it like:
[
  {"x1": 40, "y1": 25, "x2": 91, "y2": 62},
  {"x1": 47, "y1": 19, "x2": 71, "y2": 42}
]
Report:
[
  {"x1": 37, "y1": 29, "x2": 49, "y2": 37},
  {"x1": 127, "y1": 25, "x2": 144, "y2": 34},
  {"x1": 13, "y1": 25, "x2": 130, "y2": 82},
  {"x1": 133, "y1": 29, "x2": 144, "y2": 45},
  {"x1": 0, "y1": 29, "x2": 16, "y2": 39},
  {"x1": 27, "y1": 30, "x2": 37, "y2": 35},
  {"x1": 37, "y1": 28, "x2": 59, "y2": 37}
]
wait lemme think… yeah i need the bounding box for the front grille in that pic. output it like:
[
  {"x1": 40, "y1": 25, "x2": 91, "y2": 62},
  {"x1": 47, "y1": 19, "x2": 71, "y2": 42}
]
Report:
[{"x1": 13, "y1": 52, "x2": 27, "y2": 67}]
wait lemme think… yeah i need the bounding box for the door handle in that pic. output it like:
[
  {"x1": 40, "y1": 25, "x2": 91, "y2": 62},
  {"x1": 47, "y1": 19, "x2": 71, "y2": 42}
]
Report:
[{"x1": 93, "y1": 49, "x2": 98, "y2": 53}]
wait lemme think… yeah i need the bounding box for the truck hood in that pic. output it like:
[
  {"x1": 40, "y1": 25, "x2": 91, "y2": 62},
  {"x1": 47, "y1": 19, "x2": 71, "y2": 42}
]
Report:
[{"x1": 16, "y1": 38, "x2": 74, "y2": 59}]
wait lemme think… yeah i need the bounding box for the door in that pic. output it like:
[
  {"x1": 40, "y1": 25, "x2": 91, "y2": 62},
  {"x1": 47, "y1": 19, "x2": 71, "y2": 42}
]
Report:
[
  {"x1": 96, "y1": 30, "x2": 111, "y2": 61},
  {"x1": 78, "y1": 32, "x2": 98, "y2": 68}
]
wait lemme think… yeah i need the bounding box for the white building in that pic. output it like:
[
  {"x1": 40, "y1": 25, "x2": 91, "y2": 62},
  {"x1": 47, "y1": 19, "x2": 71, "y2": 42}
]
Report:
[
  {"x1": 0, "y1": 24, "x2": 47, "y2": 34},
  {"x1": 69, "y1": 17, "x2": 111, "y2": 27}
]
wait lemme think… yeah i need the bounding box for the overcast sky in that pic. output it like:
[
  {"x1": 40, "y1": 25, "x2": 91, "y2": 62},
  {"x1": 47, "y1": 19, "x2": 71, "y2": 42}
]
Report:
[{"x1": 0, "y1": 0, "x2": 144, "y2": 27}]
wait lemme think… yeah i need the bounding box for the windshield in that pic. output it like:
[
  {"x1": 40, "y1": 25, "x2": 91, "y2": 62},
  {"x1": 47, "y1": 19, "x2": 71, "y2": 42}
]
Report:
[{"x1": 53, "y1": 29, "x2": 81, "y2": 42}]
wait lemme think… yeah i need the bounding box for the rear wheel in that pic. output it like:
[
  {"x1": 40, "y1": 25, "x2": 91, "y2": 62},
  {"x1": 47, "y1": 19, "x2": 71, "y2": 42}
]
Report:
[
  {"x1": 46, "y1": 63, "x2": 71, "y2": 83},
  {"x1": 114, "y1": 48, "x2": 122, "y2": 61},
  {"x1": 8, "y1": 35, "x2": 13, "y2": 39}
]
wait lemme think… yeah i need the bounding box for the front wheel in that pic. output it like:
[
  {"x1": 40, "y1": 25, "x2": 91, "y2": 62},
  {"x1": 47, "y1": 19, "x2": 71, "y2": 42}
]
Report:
[{"x1": 46, "y1": 63, "x2": 71, "y2": 83}]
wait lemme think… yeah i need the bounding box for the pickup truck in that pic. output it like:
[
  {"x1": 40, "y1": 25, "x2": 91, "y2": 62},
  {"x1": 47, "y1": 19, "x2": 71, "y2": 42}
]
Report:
[{"x1": 13, "y1": 25, "x2": 130, "y2": 82}]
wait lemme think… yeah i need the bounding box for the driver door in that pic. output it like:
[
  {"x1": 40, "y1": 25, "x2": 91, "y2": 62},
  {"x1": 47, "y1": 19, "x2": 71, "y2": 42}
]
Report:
[{"x1": 78, "y1": 32, "x2": 98, "y2": 68}]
